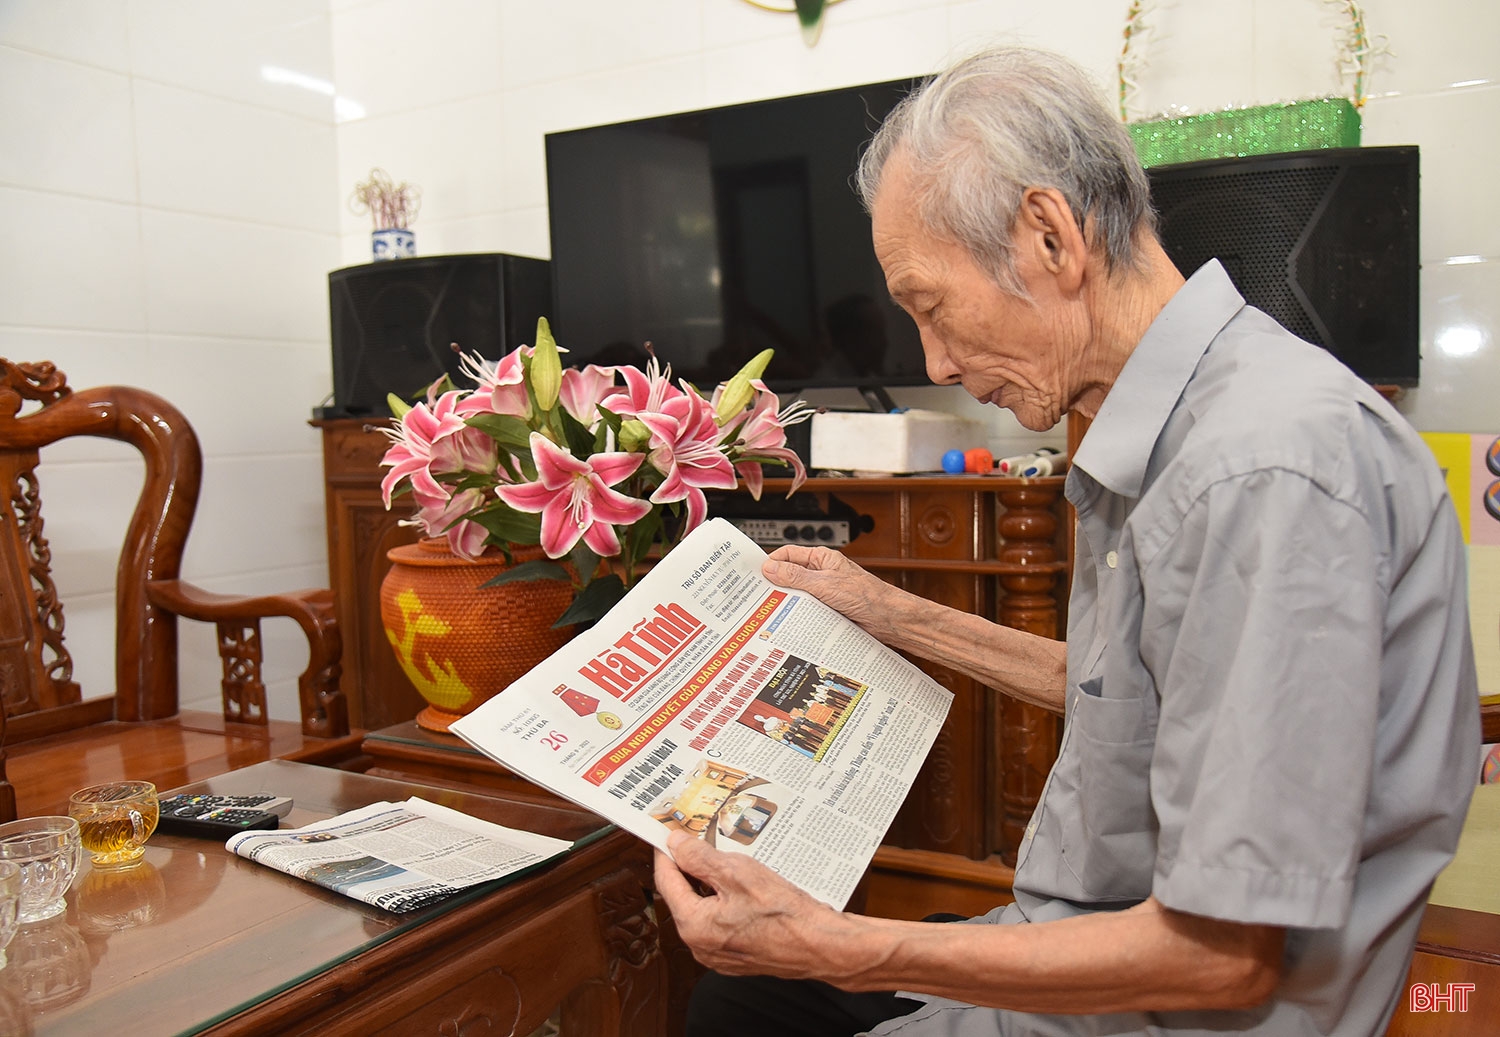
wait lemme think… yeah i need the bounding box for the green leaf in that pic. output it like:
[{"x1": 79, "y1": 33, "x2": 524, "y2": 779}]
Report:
[
  {"x1": 386, "y1": 393, "x2": 412, "y2": 419},
  {"x1": 495, "y1": 451, "x2": 522, "y2": 484},
  {"x1": 559, "y1": 407, "x2": 595, "y2": 458},
  {"x1": 554, "y1": 574, "x2": 626, "y2": 628},
  {"x1": 597, "y1": 406, "x2": 624, "y2": 435},
  {"x1": 450, "y1": 471, "x2": 497, "y2": 492},
  {"x1": 479, "y1": 560, "x2": 571, "y2": 587},
  {"x1": 466, "y1": 412, "x2": 535, "y2": 451},
  {"x1": 470, "y1": 507, "x2": 542, "y2": 545},
  {"x1": 627, "y1": 510, "x2": 664, "y2": 570},
  {"x1": 515, "y1": 453, "x2": 538, "y2": 483},
  {"x1": 569, "y1": 542, "x2": 601, "y2": 587}
]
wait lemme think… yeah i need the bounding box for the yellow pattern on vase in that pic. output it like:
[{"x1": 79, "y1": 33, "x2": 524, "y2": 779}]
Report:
[
  {"x1": 378, "y1": 538, "x2": 577, "y2": 732},
  {"x1": 383, "y1": 588, "x2": 474, "y2": 712}
]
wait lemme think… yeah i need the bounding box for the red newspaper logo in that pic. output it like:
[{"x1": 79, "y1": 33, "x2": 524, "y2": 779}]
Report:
[
  {"x1": 584, "y1": 590, "x2": 786, "y2": 784},
  {"x1": 1408, "y1": 982, "x2": 1474, "y2": 1013},
  {"x1": 576, "y1": 602, "x2": 704, "y2": 703}
]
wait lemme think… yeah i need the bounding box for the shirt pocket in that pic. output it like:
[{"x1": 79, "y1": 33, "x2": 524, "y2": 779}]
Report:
[{"x1": 1062, "y1": 676, "x2": 1158, "y2": 901}]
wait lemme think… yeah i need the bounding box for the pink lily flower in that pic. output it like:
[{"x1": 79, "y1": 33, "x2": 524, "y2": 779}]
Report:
[
  {"x1": 497, "y1": 432, "x2": 653, "y2": 558},
  {"x1": 637, "y1": 388, "x2": 738, "y2": 532},
  {"x1": 456, "y1": 346, "x2": 531, "y2": 419},
  {"x1": 410, "y1": 487, "x2": 491, "y2": 560},
  {"x1": 560, "y1": 364, "x2": 618, "y2": 428},
  {"x1": 379, "y1": 390, "x2": 473, "y2": 506},
  {"x1": 430, "y1": 423, "x2": 499, "y2": 478},
  {"x1": 723, "y1": 383, "x2": 811, "y2": 500},
  {"x1": 599, "y1": 356, "x2": 684, "y2": 419}
]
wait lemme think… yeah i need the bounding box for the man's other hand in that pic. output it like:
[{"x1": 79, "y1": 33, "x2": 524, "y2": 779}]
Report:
[{"x1": 654, "y1": 831, "x2": 858, "y2": 981}]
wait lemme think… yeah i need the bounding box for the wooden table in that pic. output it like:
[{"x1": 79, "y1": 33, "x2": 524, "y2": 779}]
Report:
[
  {"x1": 354, "y1": 721, "x2": 701, "y2": 1033},
  {"x1": 0, "y1": 760, "x2": 666, "y2": 1036}
]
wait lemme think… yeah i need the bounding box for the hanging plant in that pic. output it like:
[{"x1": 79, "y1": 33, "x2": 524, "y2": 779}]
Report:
[{"x1": 737, "y1": 0, "x2": 849, "y2": 48}]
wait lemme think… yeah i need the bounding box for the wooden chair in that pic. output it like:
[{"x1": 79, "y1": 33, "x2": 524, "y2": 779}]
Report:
[{"x1": 0, "y1": 359, "x2": 357, "y2": 820}]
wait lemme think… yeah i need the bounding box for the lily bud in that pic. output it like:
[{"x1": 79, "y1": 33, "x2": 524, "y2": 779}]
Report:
[
  {"x1": 619, "y1": 418, "x2": 652, "y2": 453},
  {"x1": 715, "y1": 348, "x2": 774, "y2": 424},
  {"x1": 386, "y1": 393, "x2": 413, "y2": 419},
  {"x1": 530, "y1": 317, "x2": 563, "y2": 412}
]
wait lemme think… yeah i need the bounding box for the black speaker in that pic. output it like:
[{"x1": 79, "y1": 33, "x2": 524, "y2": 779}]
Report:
[
  {"x1": 323, "y1": 252, "x2": 553, "y2": 418},
  {"x1": 1148, "y1": 146, "x2": 1420, "y2": 386}
]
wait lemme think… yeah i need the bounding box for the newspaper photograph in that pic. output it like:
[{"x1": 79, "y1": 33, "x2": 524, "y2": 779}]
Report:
[
  {"x1": 450, "y1": 518, "x2": 954, "y2": 909},
  {"x1": 225, "y1": 797, "x2": 572, "y2": 913}
]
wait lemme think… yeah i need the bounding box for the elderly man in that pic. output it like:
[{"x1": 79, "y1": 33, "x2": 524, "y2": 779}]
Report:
[{"x1": 654, "y1": 45, "x2": 1481, "y2": 1037}]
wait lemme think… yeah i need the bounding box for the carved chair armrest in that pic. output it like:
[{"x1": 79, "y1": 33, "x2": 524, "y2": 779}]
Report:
[{"x1": 145, "y1": 579, "x2": 348, "y2": 738}]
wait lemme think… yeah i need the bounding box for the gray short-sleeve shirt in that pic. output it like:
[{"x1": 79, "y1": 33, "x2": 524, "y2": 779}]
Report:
[{"x1": 873, "y1": 261, "x2": 1480, "y2": 1037}]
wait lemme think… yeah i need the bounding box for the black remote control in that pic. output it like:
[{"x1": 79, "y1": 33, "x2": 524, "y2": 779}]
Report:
[
  {"x1": 157, "y1": 794, "x2": 294, "y2": 838},
  {"x1": 157, "y1": 805, "x2": 281, "y2": 838},
  {"x1": 159, "y1": 793, "x2": 293, "y2": 818}
]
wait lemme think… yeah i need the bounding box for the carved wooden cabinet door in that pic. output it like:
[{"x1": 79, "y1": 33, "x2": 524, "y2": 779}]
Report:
[{"x1": 317, "y1": 420, "x2": 422, "y2": 730}]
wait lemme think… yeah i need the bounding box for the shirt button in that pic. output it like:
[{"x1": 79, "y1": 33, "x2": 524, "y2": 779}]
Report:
[{"x1": 1106, "y1": 550, "x2": 1118, "y2": 569}]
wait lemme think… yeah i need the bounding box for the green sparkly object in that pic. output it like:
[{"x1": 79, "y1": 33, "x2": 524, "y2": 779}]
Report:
[{"x1": 1129, "y1": 98, "x2": 1362, "y2": 168}]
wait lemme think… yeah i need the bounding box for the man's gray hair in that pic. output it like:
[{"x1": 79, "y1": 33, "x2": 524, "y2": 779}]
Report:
[{"x1": 857, "y1": 46, "x2": 1155, "y2": 296}]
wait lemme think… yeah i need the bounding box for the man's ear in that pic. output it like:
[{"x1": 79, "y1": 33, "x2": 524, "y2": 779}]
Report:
[{"x1": 1018, "y1": 187, "x2": 1087, "y2": 291}]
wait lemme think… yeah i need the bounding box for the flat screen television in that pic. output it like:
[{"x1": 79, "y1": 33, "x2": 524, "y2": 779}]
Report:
[{"x1": 545, "y1": 78, "x2": 928, "y2": 393}]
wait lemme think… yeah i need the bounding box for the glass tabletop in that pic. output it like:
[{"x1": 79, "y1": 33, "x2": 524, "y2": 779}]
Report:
[
  {"x1": 1, "y1": 760, "x2": 610, "y2": 1036},
  {"x1": 364, "y1": 718, "x2": 487, "y2": 756}
]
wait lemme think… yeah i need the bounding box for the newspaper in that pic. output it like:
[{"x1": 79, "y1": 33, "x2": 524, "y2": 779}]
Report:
[
  {"x1": 450, "y1": 518, "x2": 954, "y2": 910},
  {"x1": 224, "y1": 797, "x2": 572, "y2": 913}
]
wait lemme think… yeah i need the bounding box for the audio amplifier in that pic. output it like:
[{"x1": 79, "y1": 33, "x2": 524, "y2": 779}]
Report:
[{"x1": 724, "y1": 517, "x2": 852, "y2": 549}]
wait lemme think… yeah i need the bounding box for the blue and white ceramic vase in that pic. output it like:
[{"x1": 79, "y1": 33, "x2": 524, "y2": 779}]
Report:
[{"x1": 371, "y1": 228, "x2": 416, "y2": 261}]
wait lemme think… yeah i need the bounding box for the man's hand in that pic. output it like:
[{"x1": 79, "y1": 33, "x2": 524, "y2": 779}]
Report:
[
  {"x1": 654, "y1": 832, "x2": 860, "y2": 980},
  {"x1": 656, "y1": 831, "x2": 1284, "y2": 1013},
  {"x1": 763, "y1": 544, "x2": 1067, "y2": 712},
  {"x1": 762, "y1": 545, "x2": 905, "y2": 640}
]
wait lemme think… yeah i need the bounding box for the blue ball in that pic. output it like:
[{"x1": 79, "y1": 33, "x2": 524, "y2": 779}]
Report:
[{"x1": 941, "y1": 449, "x2": 966, "y2": 473}]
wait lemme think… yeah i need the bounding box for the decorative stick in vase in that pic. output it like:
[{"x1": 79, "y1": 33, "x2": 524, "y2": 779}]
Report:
[{"x1": 350, "y1": 168, "x2": 422, "y2": 261}]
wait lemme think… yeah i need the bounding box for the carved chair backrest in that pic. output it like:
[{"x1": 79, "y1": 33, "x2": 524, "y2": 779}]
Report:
[{"x1": 0, "y1": 359, "x2": 199, "y2": 725}]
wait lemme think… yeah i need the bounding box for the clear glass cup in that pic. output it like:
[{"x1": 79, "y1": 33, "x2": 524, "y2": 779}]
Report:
[
  {"x1": 0, "y1": 818, "x2": 82, "y2": 924},
  {"x1": 68, "y1": 781, "x2": 159, "y2": 869},
  {"x1": 5, "y1": 912, "x2": 88, "y2": 1011},
  {"x1": 0, "y1": 860, "x2": 20, "y2": 967}
]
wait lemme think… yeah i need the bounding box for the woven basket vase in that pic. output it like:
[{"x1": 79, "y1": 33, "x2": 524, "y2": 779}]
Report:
[{"x1": 379, "y1": 539, "x2": 576, "y2": 732}]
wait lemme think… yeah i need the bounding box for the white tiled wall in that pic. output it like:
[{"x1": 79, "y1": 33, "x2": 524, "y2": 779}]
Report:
[
  {"x1": 2, "y1": 0, "x2": 1495, "y2": 720},
  {"x1": 0, "y1": 0, "x2": 340, "y2": 719}
]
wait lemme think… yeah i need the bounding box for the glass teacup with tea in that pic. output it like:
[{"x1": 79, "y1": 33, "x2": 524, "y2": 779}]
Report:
[{"x1": 68, "y1": 781, "x2": 160, "y2": 869}]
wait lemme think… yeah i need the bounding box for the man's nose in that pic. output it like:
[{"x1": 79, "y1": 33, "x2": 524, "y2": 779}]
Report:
[{"x1": 920, "y1": 329, "x2": 962, "y2": 386}]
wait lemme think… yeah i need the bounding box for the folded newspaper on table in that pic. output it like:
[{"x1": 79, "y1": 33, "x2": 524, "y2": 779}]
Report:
[
  {"x1": 450, "y1": 518, "x2": 955, "y2": 910},
  {"x1": 225, "y1": 797, "x2": 572, "y2": 913}
]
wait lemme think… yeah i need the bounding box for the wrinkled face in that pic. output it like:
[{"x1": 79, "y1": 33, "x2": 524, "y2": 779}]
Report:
[{"x1": 871, "y1": 156, "x2": 1081, "y2": 432}]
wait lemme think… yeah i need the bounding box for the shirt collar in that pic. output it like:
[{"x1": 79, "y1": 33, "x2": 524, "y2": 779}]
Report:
[{"x1": 1071, "y1": 260, "x2": 1244, "y2": 500}]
